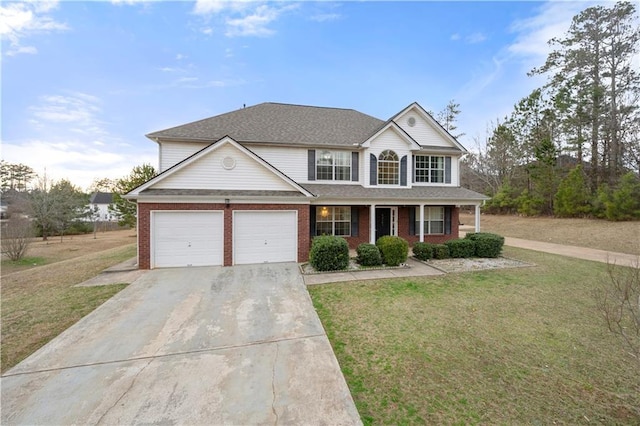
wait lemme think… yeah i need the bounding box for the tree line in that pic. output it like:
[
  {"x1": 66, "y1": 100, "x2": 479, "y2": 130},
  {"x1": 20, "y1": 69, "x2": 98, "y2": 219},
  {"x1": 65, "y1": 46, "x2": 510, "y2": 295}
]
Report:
[
  {"x1": 0, "y1": 160, "x2": 156, "y2": 244},
  {"x1": 462, "y1": 1, "x2": 640, "y2": 220}
]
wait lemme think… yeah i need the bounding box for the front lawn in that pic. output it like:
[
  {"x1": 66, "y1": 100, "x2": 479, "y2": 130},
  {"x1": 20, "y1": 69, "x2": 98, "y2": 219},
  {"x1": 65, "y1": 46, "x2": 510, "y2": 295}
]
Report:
[{"x1": 309, "y1": 247, "x2": 640, "y2": 424}]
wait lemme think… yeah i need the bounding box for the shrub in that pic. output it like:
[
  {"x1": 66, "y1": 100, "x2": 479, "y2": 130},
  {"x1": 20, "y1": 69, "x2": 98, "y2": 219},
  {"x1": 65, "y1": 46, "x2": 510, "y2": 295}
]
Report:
[
  {"x1": 309, "y1": 236, "x2": 349, "y2": 272},
  {"x1": 376, "y1": 236, "x2": 409, "y2": 266},
  {"x1": 356, "y1": 243, "x2": 383, "y2": 267},
  {"x1": 432, "y1": 244, "x2": 450, "y2": 259},
  {"x1": 1, "y1": 218, "x2": 34, "y2": 261},
  {"x1": 412, "y1": 242, "x2": 433, "y2": 261},
  {"x1": 444, "y1": 238, "x2": 476, "y2": 258},
  {"x1": 465, "y1": 232, "x2": 504, "y2": 258}
]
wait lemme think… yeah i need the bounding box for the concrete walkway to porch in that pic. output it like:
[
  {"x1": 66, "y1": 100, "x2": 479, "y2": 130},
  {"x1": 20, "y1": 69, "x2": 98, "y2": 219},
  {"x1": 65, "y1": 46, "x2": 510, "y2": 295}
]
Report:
[{"x1": 303, "y1": 257, "x2": 444, "y2": 285}]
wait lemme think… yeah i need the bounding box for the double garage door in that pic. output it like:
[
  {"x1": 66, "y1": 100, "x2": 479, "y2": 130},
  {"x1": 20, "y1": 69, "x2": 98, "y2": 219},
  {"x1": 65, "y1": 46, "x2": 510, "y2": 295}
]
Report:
[{"x1": 152, "y1": 211, "x2": 297, "y2": 268}]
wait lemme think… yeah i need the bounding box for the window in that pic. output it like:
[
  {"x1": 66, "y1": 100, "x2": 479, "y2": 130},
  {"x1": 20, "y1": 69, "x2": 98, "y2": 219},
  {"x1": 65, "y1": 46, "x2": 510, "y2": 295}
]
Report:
[
  {"x1": 378, "y1": 150, "x2": 399, "y2": 185},
  {"x1": 316, "y1": 206, "x2": 351, "y2": 236},
  {"x1": 316, "y1": 150, "x2": 351, "y2": 181},
  {"x1": 414, "y1": 206, "x2": 445, "y2": 234},
  {"x1": 414, "y1": 155, "x2": 444, "y2": 183}
]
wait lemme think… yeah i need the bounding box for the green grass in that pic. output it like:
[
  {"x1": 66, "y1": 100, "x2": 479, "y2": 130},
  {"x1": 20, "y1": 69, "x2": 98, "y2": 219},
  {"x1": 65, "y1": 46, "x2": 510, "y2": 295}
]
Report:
[
  {"x1": 1, "y1": 244, "x2": 136, "y2": 372},
  {"x1": 1, "y1": 256, "x2": 47, "y2": 268},
  {"x1": 309, "y1": 247, "x2": 640, "y2": 425}
]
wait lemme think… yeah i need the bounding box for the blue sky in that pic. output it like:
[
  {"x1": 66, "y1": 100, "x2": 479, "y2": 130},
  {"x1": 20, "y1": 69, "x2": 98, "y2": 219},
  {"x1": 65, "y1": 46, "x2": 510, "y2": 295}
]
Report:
[{"x1": 1, "y1": 0, "x2": 606, "y2": 190}]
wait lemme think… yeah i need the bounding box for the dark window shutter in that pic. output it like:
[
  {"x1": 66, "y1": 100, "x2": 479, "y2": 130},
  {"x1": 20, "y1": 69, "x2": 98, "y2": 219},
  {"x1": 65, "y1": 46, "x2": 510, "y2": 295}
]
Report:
[
  {"x1": 351, "y1": 152, "x2": 359, "y2": 181},
  {"x1": 412, "y1": 156, "x2": 415, "y2": 183},
  {"x1": 308, "y1": 150, "x2": 316, "y2": 181},
  {"x1": 445, "y1": 156, "x2": 452, "y2": 184},
  {"x1": 400, "y1": 155, "x2": 408, "y2": 186},
  {"x1": 351, "y1": 206, "x2": 359, "y2": 237},
  {"x1": 445, "y1": 206, "x2": 452, "y2": 235},
  {"x1": 370, "y1": 154, "x2": 377, "y2": 186},
  {"x1": 310, "y1": 206, "x2": 317, "y2": 236},
  {"x1": 409, "y1": 206, "x2": 416, "y2": 235}
]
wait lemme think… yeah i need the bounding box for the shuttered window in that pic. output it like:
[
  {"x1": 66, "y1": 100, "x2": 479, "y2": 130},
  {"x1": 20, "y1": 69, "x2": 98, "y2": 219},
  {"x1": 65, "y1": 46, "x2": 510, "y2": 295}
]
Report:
[
  {"x1": 414, "y1": 155, "x2": 446, "y2": 183},
  {"x1": 316, "y1": 206, "x2": 351, "y2": 237},
  {"x1": 316, "y1": 150, "x2": 351, "y2": 181}
]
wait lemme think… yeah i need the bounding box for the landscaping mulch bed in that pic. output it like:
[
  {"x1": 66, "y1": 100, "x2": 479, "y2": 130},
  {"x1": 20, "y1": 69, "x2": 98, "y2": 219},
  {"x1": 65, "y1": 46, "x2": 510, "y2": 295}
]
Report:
[{"x1": 423, "y1": 256, "x2": 532, "y2": 273}]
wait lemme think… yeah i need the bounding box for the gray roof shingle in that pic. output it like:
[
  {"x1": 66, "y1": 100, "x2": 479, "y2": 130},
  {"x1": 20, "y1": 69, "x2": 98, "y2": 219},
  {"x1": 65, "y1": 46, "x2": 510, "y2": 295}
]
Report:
[
  {"x1": 147, "y1": 102, "x2": 385, "y2": 147},
  {"x1": 302, "y1": 184, "x2": 489, "y2": 202},
  {"x1": 90, "y1": 192, "x2": 113, "y2": 204}
]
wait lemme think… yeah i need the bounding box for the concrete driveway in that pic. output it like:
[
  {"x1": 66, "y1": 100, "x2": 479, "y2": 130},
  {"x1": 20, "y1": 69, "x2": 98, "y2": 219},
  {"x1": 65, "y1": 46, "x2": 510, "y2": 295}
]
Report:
[{"x1": 1, "y1": 263, "x2": 361, "y2": 425}]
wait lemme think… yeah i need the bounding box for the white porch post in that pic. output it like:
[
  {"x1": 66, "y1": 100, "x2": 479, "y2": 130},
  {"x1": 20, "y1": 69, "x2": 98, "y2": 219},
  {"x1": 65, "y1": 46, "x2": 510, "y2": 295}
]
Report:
[
  {"x1": 418, "y1": 204, "x2": 425, "y2": 242},
  {"x1": 370, "y1": 204, "x2": 376, "y2": 244},
  {"x1": 475, "y1": 204, "x2": 481, "y2": 233}
]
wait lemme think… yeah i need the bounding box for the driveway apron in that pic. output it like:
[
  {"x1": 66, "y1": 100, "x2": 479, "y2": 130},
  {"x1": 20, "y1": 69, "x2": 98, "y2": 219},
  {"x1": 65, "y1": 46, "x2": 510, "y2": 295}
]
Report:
[{"x1": 1, "y1": 263, "x2": 361, "y2": 425}]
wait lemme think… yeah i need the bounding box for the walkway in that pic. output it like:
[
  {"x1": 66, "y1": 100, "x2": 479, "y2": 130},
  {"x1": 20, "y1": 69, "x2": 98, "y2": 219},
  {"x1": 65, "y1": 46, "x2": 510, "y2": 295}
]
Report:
[{"x1": 503, "y1": 236, "x2": 638, "y2": 268}]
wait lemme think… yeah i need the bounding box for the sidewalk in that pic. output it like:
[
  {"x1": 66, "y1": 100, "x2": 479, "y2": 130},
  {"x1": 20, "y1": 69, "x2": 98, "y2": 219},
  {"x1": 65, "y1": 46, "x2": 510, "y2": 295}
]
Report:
[{"x1": 503, "y1": 236, "x2": 638, "y2": 268}]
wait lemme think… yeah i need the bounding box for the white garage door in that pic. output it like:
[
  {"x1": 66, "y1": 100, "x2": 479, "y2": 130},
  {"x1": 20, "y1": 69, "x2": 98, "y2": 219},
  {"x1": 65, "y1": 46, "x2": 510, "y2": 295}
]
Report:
[
  {"x1": 152, "y1": 211, "x2": 223, "y2": 268},
  {"x1": 233, "y1": 211, "x2": 297, "y2": 265}
]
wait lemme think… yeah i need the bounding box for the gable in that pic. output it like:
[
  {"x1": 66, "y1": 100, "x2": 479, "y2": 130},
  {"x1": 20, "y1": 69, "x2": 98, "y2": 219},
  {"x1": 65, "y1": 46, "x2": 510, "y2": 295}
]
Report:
[
  {"x1": 393, "y1": 104, "x2": 466, "y2": 151},
  {"x1": 150, "y1": 143, "x2": 297, "y2": 192},
  {"x1": 126, "y1": 136, "x2": 314, "y2": 198},
  {"x1": 366, "y1": 127, "x2": 416, "y2": 154}
]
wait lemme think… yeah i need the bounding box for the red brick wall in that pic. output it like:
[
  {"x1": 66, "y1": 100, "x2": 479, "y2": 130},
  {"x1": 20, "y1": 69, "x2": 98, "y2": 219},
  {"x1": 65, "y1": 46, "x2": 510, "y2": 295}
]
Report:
[{"x1": 138, "y1": 203, "x2": 309, "y2": 269}]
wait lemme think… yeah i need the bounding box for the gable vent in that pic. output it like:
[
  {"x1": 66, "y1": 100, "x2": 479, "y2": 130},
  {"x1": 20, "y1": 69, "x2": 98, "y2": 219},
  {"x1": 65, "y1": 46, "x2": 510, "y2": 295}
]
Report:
[{"x1": 407, "y1": 117, "x2": 416, "y2": 127}]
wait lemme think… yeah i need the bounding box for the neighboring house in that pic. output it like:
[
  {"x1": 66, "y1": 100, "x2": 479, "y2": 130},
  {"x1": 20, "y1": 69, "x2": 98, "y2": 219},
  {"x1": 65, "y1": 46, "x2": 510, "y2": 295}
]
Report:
[
  {"x1": 89, "y1": 192, "x2": 117, "y2": 221},
  {"x1": 126, "y1": 102, "x2": 488, "y2": 269}
]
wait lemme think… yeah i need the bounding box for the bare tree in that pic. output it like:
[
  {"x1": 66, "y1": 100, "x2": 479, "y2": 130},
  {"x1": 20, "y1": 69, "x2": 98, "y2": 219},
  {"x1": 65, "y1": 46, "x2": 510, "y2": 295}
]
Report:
[
  {"x1": 1, "y1": 218, "x2": 34, "y2": 261},
  {"x1": 594, "y1": 257, "x2": 640, "y2": 364}
]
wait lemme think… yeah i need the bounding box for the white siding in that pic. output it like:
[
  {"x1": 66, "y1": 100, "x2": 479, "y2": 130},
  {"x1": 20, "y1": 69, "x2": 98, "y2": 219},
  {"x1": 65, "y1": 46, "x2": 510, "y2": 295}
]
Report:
[
  {"x1": 364, "y1": 128, "x2": 413, "y2": 188},
  {"x1": 159, "y1": 141, "x2": 209, "y2": 172},
  {"x1": 395, "y1": 112, "x2": 453, "y2": 148},
  {"x1": 248, "y1": 145, "x2": 309, "y2": 182},
  {"x1": 152, "y1": 143, "x2": 295, "y2": 191}
]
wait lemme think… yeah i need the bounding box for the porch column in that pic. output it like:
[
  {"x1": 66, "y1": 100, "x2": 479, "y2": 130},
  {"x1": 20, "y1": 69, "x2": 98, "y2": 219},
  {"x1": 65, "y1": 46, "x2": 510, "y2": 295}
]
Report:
[
  {"x1": 419, "y1": 204, "x2": 425, "y2": 243},
  {"x1": 475, "y1": 204, "x2": 481, "y2": 232},
  {"x1": 370, "y1": 204, "x2": 376, "y2": 244}
]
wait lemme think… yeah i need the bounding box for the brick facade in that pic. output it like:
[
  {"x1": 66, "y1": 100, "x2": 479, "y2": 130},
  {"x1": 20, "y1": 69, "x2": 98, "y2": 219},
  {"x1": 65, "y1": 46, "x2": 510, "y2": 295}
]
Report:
[
  {"x1": 139, "y1": 203, "x2": 458, "y2": 269},
  {"x1": 138, "y1": 203, "x2": 309, "y2": 269}
]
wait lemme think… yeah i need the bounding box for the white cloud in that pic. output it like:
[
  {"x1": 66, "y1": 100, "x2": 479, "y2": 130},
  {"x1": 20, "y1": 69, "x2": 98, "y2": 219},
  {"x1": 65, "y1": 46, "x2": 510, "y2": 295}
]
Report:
[
  {"x1": 1, "y1": 139, "x2": 156, "y2": 191},
  {"x1": 450, "y1": 33, "x2": 461, "y2": 41},
  {"x1": 30, "y1": 93, "x2": 104, "y2": 133},
  {"x1": 0, "y1": 0, "x2": 68, "y2": 56},
  {"x1": 192, "y1": 1, "x2": 297, "y2": 38}
]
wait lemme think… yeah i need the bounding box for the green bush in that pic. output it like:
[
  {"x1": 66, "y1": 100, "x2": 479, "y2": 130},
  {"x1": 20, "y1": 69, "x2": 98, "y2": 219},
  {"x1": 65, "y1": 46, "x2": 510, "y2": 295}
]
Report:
[
  {"x1": 66, "y1": 221, "x2": 93, "y2": 235},
  {"x1": 432, "y1": 244, "x2": 450, "y2": 259},
  {"x1": 465, "y1": 232, "x2": 504, "y2": 258},
  {"x1": 444, "y1": 239, "x2": 476, "y2": 258},
  {"x1": 597, "y1": 173, "x2": 640, "y2": 221},
  {"x1": 356, "y1": 243, "x2": 382, "y2": 267},
  {"x1": 412, "y1": 242, "x2": 433, "y2": 261},
  {"x1": 376, "y1": 236, "x2": 409, "y2": 266},
  {"x1": 309, "y1": 236, "x2": 349, "y2": 271}
]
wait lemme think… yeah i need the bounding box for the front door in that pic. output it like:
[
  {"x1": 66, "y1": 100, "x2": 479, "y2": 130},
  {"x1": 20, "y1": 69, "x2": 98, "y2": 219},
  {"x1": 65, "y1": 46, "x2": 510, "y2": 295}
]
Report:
[{"x1": 375, "y1": 208, "x2": 391, "y2": 241}]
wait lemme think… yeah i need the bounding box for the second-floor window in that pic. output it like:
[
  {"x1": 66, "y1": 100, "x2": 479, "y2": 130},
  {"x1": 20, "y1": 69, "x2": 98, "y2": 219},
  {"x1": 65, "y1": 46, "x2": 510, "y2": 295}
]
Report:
[
  {"x1": 414, "y1": 155, "x2": 444, "y2": 183},
  {"x1": 378, "y1": 150, "x2": 399, "y2": 185},
  {"x1": 317, "y1": 150, "x2": 351, "y2": 181}
]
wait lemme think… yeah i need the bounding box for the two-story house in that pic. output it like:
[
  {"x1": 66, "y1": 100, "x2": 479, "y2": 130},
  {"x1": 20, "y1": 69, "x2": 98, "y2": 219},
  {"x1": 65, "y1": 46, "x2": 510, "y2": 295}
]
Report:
[{"x1": 126, "y1": 102, "x2": 488, "y2": 269}]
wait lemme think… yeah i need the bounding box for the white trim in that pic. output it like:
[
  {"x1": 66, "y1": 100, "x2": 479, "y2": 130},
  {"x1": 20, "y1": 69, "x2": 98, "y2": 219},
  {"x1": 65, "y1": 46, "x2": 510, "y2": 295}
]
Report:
[
  {"x1": 136, "y1": 197, "x2": 311, "y2": 204},
  {"x1": 360, "y1": 122, "x2": 421, "y2": 149},
  {"x1": 125, "y1": 136, "x2": 314, "y2": 198},
  {"x1": 391, "y1": 102, "x2": 468, "y2": 152}
]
